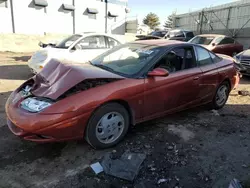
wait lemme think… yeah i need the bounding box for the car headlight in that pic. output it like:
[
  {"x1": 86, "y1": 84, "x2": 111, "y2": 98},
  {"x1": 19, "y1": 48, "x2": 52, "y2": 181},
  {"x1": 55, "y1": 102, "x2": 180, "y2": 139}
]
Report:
[
  {"x1": 21, "y1": 97, "x2": 53, "y2": 112},
  {"x1": 30, "y1": 52, "x2": 48, "y2": 63}
]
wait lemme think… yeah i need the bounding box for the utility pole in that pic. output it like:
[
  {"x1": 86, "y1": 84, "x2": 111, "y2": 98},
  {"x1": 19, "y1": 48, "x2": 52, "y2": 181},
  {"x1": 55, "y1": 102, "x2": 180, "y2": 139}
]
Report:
[
  {"x1": 10, "y1": 0, "x2": 15, "y2": 33},
  {"x1": 200, "y1": 10, "x2": 204, "y2": 34},
  {"x1": 105, "y1": 0, "x2": 108, "y2": 33}
]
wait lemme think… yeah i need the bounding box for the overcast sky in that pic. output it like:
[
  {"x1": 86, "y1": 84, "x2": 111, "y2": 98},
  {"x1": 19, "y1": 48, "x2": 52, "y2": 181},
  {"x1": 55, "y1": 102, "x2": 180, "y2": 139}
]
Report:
[{"x1": 127, "y1": 0, "x2": 238, "y2": 25}]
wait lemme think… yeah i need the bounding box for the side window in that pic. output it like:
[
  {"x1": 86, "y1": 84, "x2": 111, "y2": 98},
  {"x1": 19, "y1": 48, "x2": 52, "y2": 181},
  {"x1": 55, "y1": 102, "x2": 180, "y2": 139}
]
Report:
[
  {"x1": 75, "y1": 36, "x2": 106, "y2": 49},
  {"x1": 218, "y1": 37, "x2": 235, "y2": 45},
  {"x1": 154, "y1": 47, "x2": 196, "y2": 73},
  {"x1": 214, "y1": 37, "x2": 223, "y2": 45},
  {"x1": 209, "y1": 52, "x2": 222, "y2": 63},
  {"x1": 107, "y1": 37, "x2": 120, "y2": 48},
  {"x1": 196, "y1": 46, "x2": 213, "y2": 66}
]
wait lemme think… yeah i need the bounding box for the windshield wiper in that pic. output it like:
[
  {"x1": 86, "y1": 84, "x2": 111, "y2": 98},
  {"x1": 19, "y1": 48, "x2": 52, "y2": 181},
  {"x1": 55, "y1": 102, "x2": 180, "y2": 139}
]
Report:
[{"x1": 92, "y1": 63, "x2": 115, "y2": 73}]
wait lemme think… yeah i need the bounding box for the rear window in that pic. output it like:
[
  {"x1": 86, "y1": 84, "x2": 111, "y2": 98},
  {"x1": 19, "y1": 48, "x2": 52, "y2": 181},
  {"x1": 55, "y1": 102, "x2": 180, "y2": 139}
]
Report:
[{"x1": 219, "y1": 37, "x2": 235, "y2": 45}]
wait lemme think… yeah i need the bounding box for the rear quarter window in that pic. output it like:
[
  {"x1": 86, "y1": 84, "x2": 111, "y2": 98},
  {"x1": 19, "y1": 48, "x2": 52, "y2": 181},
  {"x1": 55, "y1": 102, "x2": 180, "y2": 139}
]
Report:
[
  {"x1": 196, "y1": 46, "x2": 213, "y2": 66},
  {"x1": 209, "y1": 52, "x2": 222, "y2": 63}
]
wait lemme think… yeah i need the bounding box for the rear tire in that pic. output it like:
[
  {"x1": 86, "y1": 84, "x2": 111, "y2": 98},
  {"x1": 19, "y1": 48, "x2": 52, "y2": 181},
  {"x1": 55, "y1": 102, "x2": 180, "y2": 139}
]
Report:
[
  {"x1": 85, "y1": 103, "x2": 129, "y2": 149},
  {"x1": 211, "y1": 82, "x2": 230, "y2": 109}
]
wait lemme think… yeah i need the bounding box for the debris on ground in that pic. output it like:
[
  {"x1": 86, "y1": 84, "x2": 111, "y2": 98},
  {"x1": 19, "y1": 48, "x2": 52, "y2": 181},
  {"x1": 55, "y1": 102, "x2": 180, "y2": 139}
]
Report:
[
  {"x1": 168, "y1": 124, "x2": 195, "y2": 141},
  {"x1": 157, "y1": 178, "x2": 170, "y2": 184},
  {"x1": 134, "y1": 181, "x2": 157, "y2": 188},
  {"x1": 90, "y1": 162, "x2": 104, "y2": 174},
  {"x1": 238, "y1": 90, "x2": 250, "y2": 96},
  {"x1": 228, "y1": 178, "x2": 242, "y2": 188},
  {"x1": 101, "y1": 151, "x2": 146, "y2": 181},
  {"x1": 167, "y1": 145, "x2": 174, "y2": 150},
  {"x1": 211, "y1": 109, "x2": 220, "y2": 116}
]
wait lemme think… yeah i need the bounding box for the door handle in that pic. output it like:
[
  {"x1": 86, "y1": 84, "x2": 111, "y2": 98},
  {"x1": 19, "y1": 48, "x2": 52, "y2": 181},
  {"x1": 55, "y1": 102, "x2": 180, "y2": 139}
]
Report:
[{"x1": 193, "y1": 77, "x2": 199, "y2": 80}]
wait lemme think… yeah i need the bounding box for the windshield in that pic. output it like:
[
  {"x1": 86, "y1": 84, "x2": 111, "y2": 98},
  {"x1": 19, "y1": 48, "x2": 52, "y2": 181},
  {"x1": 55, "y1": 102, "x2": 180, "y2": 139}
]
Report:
[
  {"x1": 55, "y1": 34, "x2": 82, "y2": 49},
  {"x1": 91, "y1": 44, "x2": 160, "y2": 77},
  {"x1": 189, "y1": 36, "x2": 215, "y2": 45}
]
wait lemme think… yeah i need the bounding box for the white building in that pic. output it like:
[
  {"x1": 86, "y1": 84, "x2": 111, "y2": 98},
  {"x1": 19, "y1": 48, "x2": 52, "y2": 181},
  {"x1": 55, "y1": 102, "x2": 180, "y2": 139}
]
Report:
[{"x1": 0, "y1": 0, "x2": 129, "y2": 35}]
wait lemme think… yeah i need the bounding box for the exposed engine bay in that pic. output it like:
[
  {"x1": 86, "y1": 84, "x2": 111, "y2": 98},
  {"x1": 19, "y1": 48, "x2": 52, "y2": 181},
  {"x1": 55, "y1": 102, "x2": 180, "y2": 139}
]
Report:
[{"x1": 58, "y1": 78, "x2": 119, "y2": 99}]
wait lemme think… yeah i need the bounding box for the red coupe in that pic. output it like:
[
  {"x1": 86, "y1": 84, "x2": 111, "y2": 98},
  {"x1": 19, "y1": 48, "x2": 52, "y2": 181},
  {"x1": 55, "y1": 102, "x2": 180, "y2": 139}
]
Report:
[
  {"x1": 189, "y1": 34, "x2": 243, "y2": 57},
  {"x1": 6, "y1": 40, "x2": 240, "y2": 149}
]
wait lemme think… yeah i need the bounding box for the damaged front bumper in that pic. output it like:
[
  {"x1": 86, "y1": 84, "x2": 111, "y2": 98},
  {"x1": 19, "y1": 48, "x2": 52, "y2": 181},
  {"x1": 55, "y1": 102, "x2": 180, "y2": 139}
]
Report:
[{"x1": 5, "y1": 91, "x2": 91, "y2": 143}]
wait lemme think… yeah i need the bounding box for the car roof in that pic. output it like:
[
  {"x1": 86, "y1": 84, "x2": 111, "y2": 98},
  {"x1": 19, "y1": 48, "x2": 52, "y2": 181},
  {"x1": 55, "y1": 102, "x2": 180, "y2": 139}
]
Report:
[
  {"x1": 77, "y1": 32, "x2": 116, "y2": 37},
  {"x1": 169, "y1": 29, "x2": 193, "y2": 33},
  {"x1": 73, "y1": 32, "x2": 122, "y2": 43},
  {"x1": 197, "y1": 34, "x2": 227, "y2": 38},
  {"x1": 130, "y1": 39, "x2": 184, "y2": 46}
]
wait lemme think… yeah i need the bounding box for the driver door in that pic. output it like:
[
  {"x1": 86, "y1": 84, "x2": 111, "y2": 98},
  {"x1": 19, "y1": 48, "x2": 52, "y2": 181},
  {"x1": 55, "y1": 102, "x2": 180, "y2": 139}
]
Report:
[
  {"x1": 69, "y1": 35, "x2": 109, "y2": 62},
  {"x1": 143, "y1": 46, "x2": 203, "y2": 120}
]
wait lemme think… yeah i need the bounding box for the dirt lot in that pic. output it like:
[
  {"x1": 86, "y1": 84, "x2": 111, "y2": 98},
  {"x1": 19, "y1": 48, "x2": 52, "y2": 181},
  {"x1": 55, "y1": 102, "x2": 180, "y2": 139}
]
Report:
[{"x1": 0, "y1": 52, "x2": 250, "y2": 188}]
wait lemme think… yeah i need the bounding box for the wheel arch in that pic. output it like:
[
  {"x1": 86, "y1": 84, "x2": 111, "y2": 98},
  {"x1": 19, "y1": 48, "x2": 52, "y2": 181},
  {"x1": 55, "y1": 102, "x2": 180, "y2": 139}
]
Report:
[
  {"x1": 221, "y1": 78, "x2": 231, "y2": 91},
  {"x1": 105, "y1": 100, "x2": 135, "y2": 126},
  {"x1": 88, "y1": 99, "x2": 135, "y2": 127}
]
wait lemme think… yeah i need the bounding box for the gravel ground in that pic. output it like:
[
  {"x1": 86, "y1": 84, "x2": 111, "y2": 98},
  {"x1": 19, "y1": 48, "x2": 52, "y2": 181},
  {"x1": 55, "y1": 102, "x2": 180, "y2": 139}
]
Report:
[{"x1": 0, "y1": 52, "x2": 250, "y2": 188}]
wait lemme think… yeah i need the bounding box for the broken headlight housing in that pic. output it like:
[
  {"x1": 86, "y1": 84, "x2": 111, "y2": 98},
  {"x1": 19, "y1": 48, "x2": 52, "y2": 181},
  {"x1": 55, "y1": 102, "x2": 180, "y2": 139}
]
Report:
[{"x1": 21, "y1": 97, "x2": 53, "y2": 112}]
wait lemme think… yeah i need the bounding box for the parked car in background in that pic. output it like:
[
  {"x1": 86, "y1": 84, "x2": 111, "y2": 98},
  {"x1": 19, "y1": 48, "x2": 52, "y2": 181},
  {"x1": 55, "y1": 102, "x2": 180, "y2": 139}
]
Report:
[
  {"x1": 149, "y1": 30, "x2": 168, "y2": 38},
  {"x1": 135, "y1": 35, "x2": 161, "y2": 41},
  {"x1": 189, "y1": 34, "x2": 243, "y2": 57},
  {"x1": 164, "y1": 29, "x2": 194, "y2": 41},
  {"x1": 233, "y1": 49, "x2": 250, "y2": 76},
  {"x1": 6, "y1": 40, "x2": 239, "y2": 149},
  {"x1": 28, "y1": 33, "x2": 122, "y2": 73}
]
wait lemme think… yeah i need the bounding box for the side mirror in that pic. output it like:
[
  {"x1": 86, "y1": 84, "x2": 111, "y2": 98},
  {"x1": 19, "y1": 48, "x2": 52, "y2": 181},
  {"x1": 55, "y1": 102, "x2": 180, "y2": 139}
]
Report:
[
  {"x1": 212, "y1": 43, "x2": 216, "y2": 46},
  {"x1": 148, "y1": 68, "x2": 169, "y2": 77}
]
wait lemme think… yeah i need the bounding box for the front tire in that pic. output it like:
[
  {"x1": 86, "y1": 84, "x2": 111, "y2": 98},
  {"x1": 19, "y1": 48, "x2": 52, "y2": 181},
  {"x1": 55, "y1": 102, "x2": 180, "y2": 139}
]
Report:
[
  {"x1": 211, "y1": 82, "x2": 230, "y2": 109},
  {"x1": 85, "y1": 103, "x2": 129, "y2": 149}
]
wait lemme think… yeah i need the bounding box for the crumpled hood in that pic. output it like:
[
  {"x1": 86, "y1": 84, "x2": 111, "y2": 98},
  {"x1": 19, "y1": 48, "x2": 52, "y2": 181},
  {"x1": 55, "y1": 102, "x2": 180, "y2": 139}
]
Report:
[{"x1": 31, "y1": 59, "x2": 124, "y2": 100}]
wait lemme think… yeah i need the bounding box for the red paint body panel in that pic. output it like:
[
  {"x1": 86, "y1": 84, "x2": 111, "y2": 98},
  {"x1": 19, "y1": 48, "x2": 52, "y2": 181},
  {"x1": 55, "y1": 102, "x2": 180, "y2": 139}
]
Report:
[
  {"x1": 5, "y1": 42, "x2": 239, "y2": 143},
  {"x1": 143, "y1": 67, "x2": 202, "y2": 119},
  {"x1": 211, "y1": 43, "x2": 243, "y2": 57},
  {"x1": 195, "y1": 34, "x2": 243, "y2": 57}
]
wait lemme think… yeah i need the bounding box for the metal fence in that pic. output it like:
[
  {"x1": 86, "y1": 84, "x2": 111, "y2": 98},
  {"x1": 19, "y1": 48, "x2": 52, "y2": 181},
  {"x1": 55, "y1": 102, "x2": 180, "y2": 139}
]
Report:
[{"x1": 174, "y1": 0, "x2": 250, "y2": 48}]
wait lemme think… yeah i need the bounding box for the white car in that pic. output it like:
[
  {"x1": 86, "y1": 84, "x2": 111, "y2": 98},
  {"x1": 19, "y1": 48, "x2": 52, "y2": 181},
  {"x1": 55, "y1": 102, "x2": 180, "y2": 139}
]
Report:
[{"x1": 28, "y1": 33, "x2": 123, "y2": 73}]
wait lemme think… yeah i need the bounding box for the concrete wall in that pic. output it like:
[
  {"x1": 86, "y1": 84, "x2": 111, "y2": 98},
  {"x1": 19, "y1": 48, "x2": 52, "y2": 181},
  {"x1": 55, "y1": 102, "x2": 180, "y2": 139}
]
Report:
[
  {"x1": 46, "y1": 0, "x2": 74, "y2": 34},
  {"x1": 0, "y1": 0, "x2": 128, "y2": 35},
  {"x1": 75, "y1": 0, "x2": 105, "y2": 33},
  {"x1": 126, "y1": 19, "x2": 138, "y2": 33},
  {"x1": 0, "y1": 1, "x2": 12, "y2": 33},
  {"x1": 13, "y1": 0, "x2": 46, "y2": 34}
]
